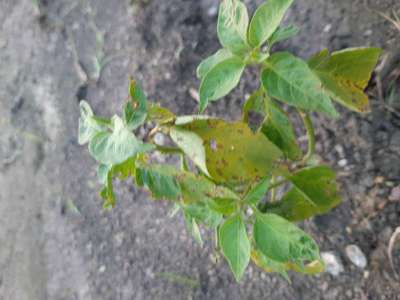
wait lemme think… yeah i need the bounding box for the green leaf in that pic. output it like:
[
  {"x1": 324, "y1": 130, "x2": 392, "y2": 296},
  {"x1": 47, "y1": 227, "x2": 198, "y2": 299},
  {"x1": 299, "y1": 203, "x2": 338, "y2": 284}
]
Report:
[
  {"x1": 98, "y1": 164, "x2": 111, "y2": 184},
  {"x1": 244, "y1": 177, "x2": 270, "y2": 205},
  {"x1": 199, "y1": 57, "x2": 245, "y2": 112},
  {"x1": 178, "y1": 172, "x2": 239, "y2": 205},
  {"x1": 124, "y1": 80, "x2": 148, "y2": 130},
  {"x1": 78, "y1": 101, "x2": 110, "y2": 145},
  {"x1": 265, "y1": 166, "x2": 341, "y2": 221},
  {"x1": 262, "y1": 52, "x2": 339, "y2": 118},
  {"x1": 136, "y1": 164, "x2": 181, "y2": 200},
  {"x1": 175, "y1": 115, "x2": 212, "y2": 126},
  {"x1": 112, "y1": 156, "x2": 136, "y2": 180},
  {"x1": 262, "y1": 97, "x2": 303, "y2": 160},
  {"x1": 248, "y1": 0, "x2": 293, "y2": 48},
  {"x1": 180, "y1": 119, "x2": 283, "y2": 183},
  {"x1": 217, "y1": 0, "x2": 250, "y2": 54},
  {"x1": 254, "y1": 212, "x2": 320, "y2": 264},
  {"x1": 89, "y1": 116, "x2": 154, "y2": 165},
  {"x1": 243, "y1": 90, "x2": 267, "y2": 132},
  {"x1": 98, "y1": 157, "x2": 137, "y2": 208},
  {"x1": 184, "y1": 212, "x2": 203, "y2": 246},
  {"x1": 219, "y1": 215, "x2": 251, "y2": 281},
  {"x1": 184, "y1": 202, "x2": 223, "y2": 228},
  {"x1": 170, "y1": 126, "x2": 210, "y2": 176},
  {"x1": 196, "y1": 48, "x2": 233, "y2": 80},
  {"x1": 207, "y1": 198, "x2": 237, "y2": 216},
  {"x1": 309, "y1": 47, "x2": 382, "y2": 113},
  {"x1": 100, "y1": 169, "x2": 116, "y2": 209},
  {"x1": 268, "y1": 24, "x2": 299, "y2": 48}
]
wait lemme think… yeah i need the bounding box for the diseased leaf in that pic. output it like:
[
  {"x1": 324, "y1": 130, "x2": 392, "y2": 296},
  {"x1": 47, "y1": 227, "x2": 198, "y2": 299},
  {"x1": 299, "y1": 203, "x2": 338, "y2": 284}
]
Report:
[
  {"x1": 244, "y1": 177, "x2": 270, "y2": 205},
  {"x1": 252, "y1": 248, "x2": 324, "y2": 278},
  {"x1": 199, "y1": 57, "x2": 245, "y2": 112},
  {"x1": 219, "y1": 215, "x2": 251, "y2": 281},
  {"x1": 147, "y1": 103, "x2": 175, "y2": 124},
  {"x1": 287, "y1": 259, "x2": 325, "y2": 275},
  {"x1": 170, "y1": 126, "x2": 210, "y2": 176},
  {"x1": 196, "y1": 48, "x2": 234, "y2": 80},
  {"x1": 265, "y1": 165, "x2": 341, "y2": 221},
  {"x1": 78, "y1": 101, "x2": 110, "y2": 145},
  {"x1": 248, "y1": 0, "x2": 293, "y2": 48},
  {"x1": 179, "y1": 119, "x2": 283, "y2": 183},
  {"x1": 254, "y1": 212, "x2": 320, "y2": 264},
  {"x1": 217, "y1": 0, "x2": 250, "y2": 54},
  {"x1": 89, "y1": 116, "x2": 154, "y2": 165},
  {"x1": 268, "y1": 24, "x2": 299, "y2": 48},
  {"x1": 136, "y1": 164, "x2": 181, "y2": 200},
  {"x1": 251, "y1": 249, "x2": 289, "y2": 281},
  {"x1": 262, "y1": 52, "x2": 339, "y2": 118},
  {"x1": 309, "y1": 47, "x2": 382, "y2": 113},
  {"x1": 124, "y1": 80, "x2": 148, "y2": 130},
  {"x1": 262, "y1": 97, "x2": 303, "y2": 160}
]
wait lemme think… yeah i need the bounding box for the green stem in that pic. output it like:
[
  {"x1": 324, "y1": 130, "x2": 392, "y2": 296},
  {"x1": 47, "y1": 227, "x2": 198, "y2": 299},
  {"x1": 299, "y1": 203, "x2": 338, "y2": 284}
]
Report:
[
  {"x1": 270, "y1": 176, "x2": 277, "y2": 202},
  {"x1": 155, "y1": 145, "x2": 183, "y2": 155},
  {"x1": 257, "y1": 178, "x2": 288, "y2": 213},
  {"x1": 299, "y1": 110, "x2": 316, "y2": 164}
]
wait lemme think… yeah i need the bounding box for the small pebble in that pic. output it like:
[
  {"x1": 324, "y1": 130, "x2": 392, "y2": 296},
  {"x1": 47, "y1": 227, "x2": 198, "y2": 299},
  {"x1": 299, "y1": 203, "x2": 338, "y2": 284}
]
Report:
[
  {"x1": 98, "y1": 265, "x2": 106, "y2": 273},
  {"x1": 321, "y1": 251, "x2": 344, "y2": 276},
  {"x1": 154, "y1": 132, "x2": 165, "y2": 146},
  {"x1": 389, "y1": 186, "x2": 400, "y2": 202},
  {"x1": 345, "y1": 244, "x2": 367, "y2": 269},
  {"x1": 338, "y1": 159, "x2": 348, "y2": 167},
  {"x1": 207, "y1": 5, "x2": 218, "y2": 17}
]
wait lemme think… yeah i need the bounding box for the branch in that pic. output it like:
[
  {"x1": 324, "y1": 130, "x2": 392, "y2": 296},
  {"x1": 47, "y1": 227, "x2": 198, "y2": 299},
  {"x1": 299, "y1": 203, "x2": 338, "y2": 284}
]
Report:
[{"x1": 299, "y1": 110, "x2": 316, "y2": 164}]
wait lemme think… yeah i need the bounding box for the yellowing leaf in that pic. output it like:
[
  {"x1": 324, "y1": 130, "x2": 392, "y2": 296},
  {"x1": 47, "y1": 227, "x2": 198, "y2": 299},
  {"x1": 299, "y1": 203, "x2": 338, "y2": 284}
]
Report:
[
  {"x1": 251, "y1": 249, "x2": 289, "y2": 280},
  {"x1": 309, "y1": 47, "x2": 381, "y2": 113},
  {"x1": 178, "y1": 119, "x2": 283, "y2": 184}
]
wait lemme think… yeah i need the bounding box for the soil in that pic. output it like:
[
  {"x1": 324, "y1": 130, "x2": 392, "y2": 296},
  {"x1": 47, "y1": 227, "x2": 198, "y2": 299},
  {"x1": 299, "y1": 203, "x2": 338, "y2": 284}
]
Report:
[{"x1": 0, "y1": 0, "x2": 399, "y2": 299}]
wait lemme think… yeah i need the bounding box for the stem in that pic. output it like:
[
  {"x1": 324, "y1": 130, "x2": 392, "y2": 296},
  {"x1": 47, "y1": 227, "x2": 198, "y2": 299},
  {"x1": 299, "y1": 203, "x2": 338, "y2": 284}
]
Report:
[
  {"x1": 257, "y1": 178, "x2": 288, "y2": 213},
  {"x1": 155, "y1": 145, "x2": 183, "y2": 155},
  {"x1": 299, "y1": 110, "x2": 316, "y2": 164},
  {"x1": 268, "y1": 178, "x2": 287, "y2": 190},
  {"x1": 270, "y1": 176, "x2": 277, "y2": 202}
]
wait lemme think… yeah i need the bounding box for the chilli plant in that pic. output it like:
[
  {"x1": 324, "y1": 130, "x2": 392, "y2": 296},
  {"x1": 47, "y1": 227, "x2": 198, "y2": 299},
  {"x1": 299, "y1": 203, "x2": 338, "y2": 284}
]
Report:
[{"x1": 78, "y1": 0, "x2": 381, "y2": 281}]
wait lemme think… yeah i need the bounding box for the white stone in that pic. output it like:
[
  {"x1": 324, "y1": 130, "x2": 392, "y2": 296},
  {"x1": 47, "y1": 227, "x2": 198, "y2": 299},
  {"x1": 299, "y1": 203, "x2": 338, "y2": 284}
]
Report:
[
  {"x1": 321, "y1": 251, "x2": 344, "y2": 276},
  {"x1": 345, "y1": 244, "x2": 367, "y2": 269}
]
